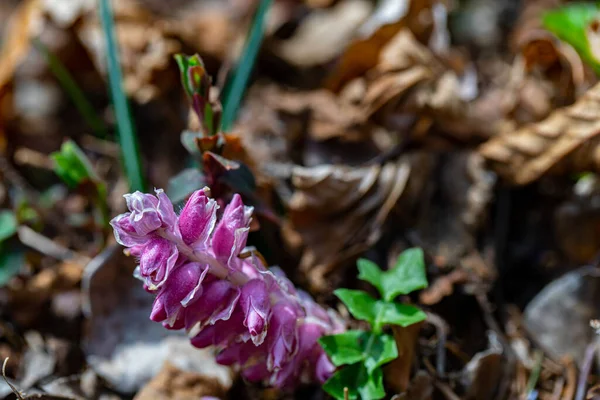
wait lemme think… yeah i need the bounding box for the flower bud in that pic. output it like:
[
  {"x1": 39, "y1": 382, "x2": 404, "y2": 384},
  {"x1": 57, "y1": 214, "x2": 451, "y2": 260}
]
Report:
[
  {"x1": 150, "y1": 262, "x2": 208, "y2": 327},
  {"x1": 178, "y1": 189, "x2": 218, "y2": 247},
  {"x1": 211, "y1": 194, "x2": 253, "y2": 267},
  {"x1": 239, "y1": 279, "x2": 270, "y2": 345}
]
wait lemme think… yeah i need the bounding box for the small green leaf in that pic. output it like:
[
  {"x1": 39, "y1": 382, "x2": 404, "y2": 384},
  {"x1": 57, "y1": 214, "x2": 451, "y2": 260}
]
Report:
[
  {"x1": 379, "y1": 302, "x2": 427, "y2": 327},
  {"x1": 357, "y1": 249, "x2": 427, "y2": 302},
  {"x1": 323, "y1": 363, "x2": 385, "y2": 400},
  {"x1": 357, "y1": 367, "x2": 385, "y2": 400},
  {"x1": 0, "y1": 244, "x2": 24, "y2": 287},
  {"x1": 384, "y1": 248, "x2": 428, "y2": 301},
  {"x1": 318, "y1": 330, "x2": 366, "y2": 366},
  {"x1": 51, "y1": 140, "x2": 98, "y2": 188},
  {"x1": 319, "y1": 330, "x2": 398, "y2": 373},
  {"x1": 362, "y1": 333, "x2": 397, "y2": 373},
  {"x1": 167, "y1": 168, "x2": 206, "y2": 205},
  {"x1": 0, "y1": 211, "x2": 17, "y2": 243},
  {"x1": 543, "y1": 3, "x2": 600, "y2": 74},
  {"x1": 357, "y1": 258, "x2": 384, "y2": 296},
  {"x1": 334, "y1": 289, "x2": 379, "y2": 326}
]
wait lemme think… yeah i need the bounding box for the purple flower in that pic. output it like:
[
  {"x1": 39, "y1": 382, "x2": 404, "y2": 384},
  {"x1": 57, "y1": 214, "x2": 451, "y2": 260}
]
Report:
[{"x1": 111, "y1": 187, "x2": 345, "y2": 389}]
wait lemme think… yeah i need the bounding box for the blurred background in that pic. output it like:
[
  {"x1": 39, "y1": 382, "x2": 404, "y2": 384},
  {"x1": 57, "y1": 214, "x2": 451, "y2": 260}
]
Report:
[{"x1": 0, "y1": 0, "x2": 600, "y2": 399}]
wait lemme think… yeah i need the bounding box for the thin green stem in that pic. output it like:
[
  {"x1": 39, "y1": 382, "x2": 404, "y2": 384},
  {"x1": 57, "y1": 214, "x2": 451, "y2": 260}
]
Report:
[
  {"x1": 98, "y1": 0, "x2": 146, "y2": 192},
  {"x1": 220, "y1": 0, "x2": 273, "y2": 132}
]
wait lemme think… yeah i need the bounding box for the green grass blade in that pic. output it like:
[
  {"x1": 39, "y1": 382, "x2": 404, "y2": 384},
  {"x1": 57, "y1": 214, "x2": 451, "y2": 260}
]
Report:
[
  {"x1": 220, "y1": 0, "x2": 273, "y2": 132},
  {"x1": 32, "y1": 38, "x2": 109, "y2": 139},
  {"x1": 98, "y1": 0, "x2": 146, "y2": 191}
]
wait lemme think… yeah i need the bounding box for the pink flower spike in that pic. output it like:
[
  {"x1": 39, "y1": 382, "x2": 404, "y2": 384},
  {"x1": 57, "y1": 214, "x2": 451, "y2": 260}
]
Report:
[
  {"x1": 110, "y1": 189, "x2": 346, "y2": 389},
  {"x1": 178, "y1": 189, "x2": 218, "y2": 247}
]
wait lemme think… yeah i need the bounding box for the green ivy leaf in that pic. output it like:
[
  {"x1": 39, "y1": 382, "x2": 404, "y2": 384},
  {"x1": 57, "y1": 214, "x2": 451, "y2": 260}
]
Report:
[
  {"x1": 356, "y1": 258, "x2": 384, "y2": 295},
  {"x1": 335, "y1": 288, "x2": 427, "y2": 331},
  {"x1": 543, "y1": 3, "x2": 600, "y2": 74},
  {"x1": 357, "y1": 248, "x2": 428, "y2": 302},
  {"x1": 323, "y1": 363, "x2": 385, "y2": 400},
  {"x1": 319, "y1": 330, "x2": 366, "y2": 366},
  {"x1": 386, "y1": 248, "x2": 428, "y2": 301},
  {"x1": 362, "y1": 333, "x2": 397, "y2": 373},
  {"x1": 319, "y1": 330, "x2": 398, "y2": 372},
  {"x1": 334, "y1": 289, "x2": 379, "y2": 326},
  {"x1": 379, "y1": 302, "x2": 427, "y2": 328},
  {"x1": 0, "y1": 211, "x2": 17, "y2": 243}
]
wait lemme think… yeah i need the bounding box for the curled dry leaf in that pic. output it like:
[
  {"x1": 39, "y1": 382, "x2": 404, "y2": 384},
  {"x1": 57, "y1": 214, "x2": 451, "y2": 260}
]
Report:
[
  {"x1": 384, "y1": 322, "x2": 423, "y2": 393},
  {"x1": 479, "y1": 82, "x2": 600, "y2": 185},
  {"x1": 266, "y1": 28, "x2": 472, "y2": 143},
  {"x1": 283, "y1": 159, "x2": 413, "y2": 293}
]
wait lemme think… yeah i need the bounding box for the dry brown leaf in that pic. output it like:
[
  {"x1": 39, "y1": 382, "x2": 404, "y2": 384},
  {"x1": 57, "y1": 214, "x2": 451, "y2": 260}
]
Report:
[
  {"x1": 263, "y1": 86, "x2": 366, "y2": 141},
  {"x1": 479, "y1": 82, "x2": 600, "y2": 185},
  {"x1": 385, "y1": 322, "x2": 423, "y2": 393},
  {"x1": 134, "y1": 362, "x2": 227, "y2": 400},
  {"x1": 272, "y1": 0, "x2": 372, "y2": 67},
  {"x1": 325, "y1": 0, "x2": 444, "y2": 92},
  {"x1": 283, "y1": 159, "x2": 413, "y2": 293},
  {"x1": 0, "y1": 0, "x2": 41, "y2": 92}
]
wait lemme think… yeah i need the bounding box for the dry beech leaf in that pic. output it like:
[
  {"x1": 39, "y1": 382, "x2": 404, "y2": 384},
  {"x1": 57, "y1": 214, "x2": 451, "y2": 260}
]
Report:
[
  {"x1": 385, "y1": 322, "x2": 423, "y2": 393},
  {"x1": 134, "y1": 362, "x2": 227, "y2": 400},
  {"x1": 0, "y1": 0, "x2": 41, "y2": 92},
  {"x1": 479, "y1": 81, "x2": 600, "y2": 185},
  {"x1": 283, "y1": 160, "x2": 412, "y2": 293},
  {"x1": 273, "y1": 0, "x2": 372, "y2": 67},
  {"x1": 325, "y1": 0, "x2": 442, "y2": 92},
  {"x1": 263, "y1": 86, "x2": 366, "y2": 141}
]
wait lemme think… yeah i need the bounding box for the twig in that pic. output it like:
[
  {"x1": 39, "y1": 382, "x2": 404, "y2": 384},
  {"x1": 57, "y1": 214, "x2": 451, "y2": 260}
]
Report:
[
  {"x1": 17, "y1": 226, "x2": 89, "y2": 264},
  {"x1": 476, "y1": 293, "x2": 516, "y2": 400},
  {"x1": 425, "y1": 311, "x2": 448, "y2": 376},
  {"x1": 2, "y1": 358, "x2": 24, "y2": 400},
  {"x1": 575, "y1": 341, "x2": 598, "y2": 400}
]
